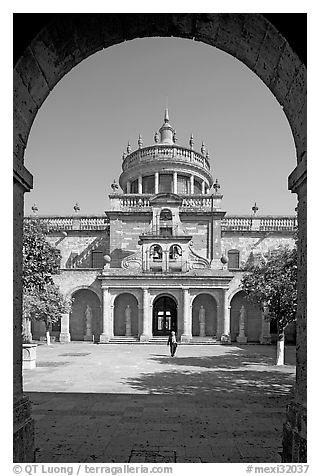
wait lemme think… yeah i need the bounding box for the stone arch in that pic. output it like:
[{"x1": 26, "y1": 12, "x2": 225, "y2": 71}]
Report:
[
  {"x1": 65, "y1": 284, "x2": 101, "y2": 303},
  {"x1": 113, "y1": 293, "x2": 139, "y2": 337},
  {"x1": 70, "y1": 288, "x2": 102, "y2": 341},
  {"x1": 230, "y1": 290, "x2": 261, "y2": 342},
  {"x1": 152, "y1": 293, "x2": 178, "y2": 336},
  {"x1": 192, "y1": 293, "x2": 218, "y2": 337},
  {"x1": 13, "y1": 13, "x2": 306, "y2": 462}
]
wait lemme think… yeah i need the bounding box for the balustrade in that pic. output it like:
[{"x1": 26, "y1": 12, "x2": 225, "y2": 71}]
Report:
[
  {"x1": 122, "y1": 145, "x2": 210, "y2": 171},
  {"x1": 25, "y1": 214, "x2": 296, "y2": 233}
]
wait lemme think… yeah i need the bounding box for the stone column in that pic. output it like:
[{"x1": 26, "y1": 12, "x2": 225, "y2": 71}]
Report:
[
  {"x1": 14, "y1": 161, "x2": 35, "y2": 462},
  {"x1": 282, "y1": 154, "x2": 307, "y2": 462},
  {"x1": 163, "y1": 249, "x2": 169, "y2": 273},
  {"x1": 221, "y1": 291, "x2": 231, "y2": 343},
  {"x1": 138, "y1": 305, "x2": 143, "y2": 337},
  {"x1": 126, "y1": 181, "x2": 130, "y2": 194},
  {"x1": 260, "y1": 308, "x2": 271, "y2": 344},
  {"x1": 138, "y1": 175, "x2": 143, "y2": 194},
  {"x1": 100, "y1": 288, "x2": 111, "y2": 342},
  {"x1": 173, "y1": 171, "x2": 178, "y2": 194},
  {"x1": 190, "y1": 175, "x2": 194, "y2": 195},
  {"x1": 140, "y1": 288, "x2": 150, "y2": 342},
  {"x1": 181, "y1": 288, "x2": 191, "y2": 343},
  {"x1": 155, "y1": 172, "x2": 159, "y2": 194},
  {"x1": 201, "y1": 180, "x2": 206, "y2": 195},
  {"x1": 60, "y1": 312, "x2": 71, "y2": 343},
  {"x1": 237, "y1": 305, "x2": 248, "y2": 343}
]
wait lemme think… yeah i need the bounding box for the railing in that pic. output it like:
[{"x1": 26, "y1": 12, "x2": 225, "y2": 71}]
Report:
[
  {"x1": 181, "y1": 196, "x2": 212, "y2": 209},
  {"x1": 111, "y1": 194, "x2": 217, "y2": 211},
  {"x1": 122, "y1": 144, "x2": 210, "y2": 172},
  {"x1": 221, "y1": 216, "x2": 297, "y2": 232},
  {"x1": 24, "y1": 215, "x2": 109, "y2": 231},
  {"x1": 25, "y1": 214, "x2": 297, "y2": 233},
  {"x1": 118, "y1": 195, "x2": 152, "y2": 209}
]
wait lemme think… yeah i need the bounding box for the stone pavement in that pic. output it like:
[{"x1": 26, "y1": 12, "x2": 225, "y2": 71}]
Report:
[{"x1": 23, "y1": 342, "x2": 296, "y2": 463}]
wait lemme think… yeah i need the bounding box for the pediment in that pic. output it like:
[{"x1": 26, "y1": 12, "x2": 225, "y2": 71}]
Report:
[{"x1": 149, "y1": 193, "x2": 183, "y2": 206}]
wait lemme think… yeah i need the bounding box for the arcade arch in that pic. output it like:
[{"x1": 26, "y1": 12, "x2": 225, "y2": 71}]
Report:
[
  {"x1": 70, "y1": 288, "x2": 102, "y2": 341},
  {"x1": 113, "y1": 293, "x2": 139, "y2": 336},
  {"x1": 230, "y1": 290, "x2": 261, "y2": 342},
  {"x1": 192, "y1": 294, "x2": 217, "y2": 337}
]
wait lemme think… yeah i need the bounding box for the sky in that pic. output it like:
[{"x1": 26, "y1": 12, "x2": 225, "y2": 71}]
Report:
[{"x1": 23, "y1": 36, "x2": 297, "y2": 217}]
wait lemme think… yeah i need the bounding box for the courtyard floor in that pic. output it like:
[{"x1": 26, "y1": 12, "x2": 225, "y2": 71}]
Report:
[{"x1": 23, "y1": 342, "x2": 296, "y2": 463}]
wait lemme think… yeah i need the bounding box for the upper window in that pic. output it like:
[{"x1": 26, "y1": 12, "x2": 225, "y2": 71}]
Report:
[
  {"x1": 169, "y1": 244, "x2": 182, "y2": 259},
  {"x1": 228, "y1": 249, "x2": 240, "y2": 269},
  {"x1": 142, "y1": 175, "x2": 154, "y2": 194},
  {"x1": 160, "y1": 209, "x2": 172, "y2": 221},
  {"x1": 92, "y1": 251, "x2": 104, "y2": 269},
  {"x1": 150, "y1": 244, "x2": 163, "y2": 260},
  {"x1": 159, "y1": 174, "x2": 173, "y2": 193},
  {"x1": 130, "y1": 179, "x2": 138, "y2": 194},
  {"x1": 194, "y1": 178, "x2": 202, "y2": 194}
]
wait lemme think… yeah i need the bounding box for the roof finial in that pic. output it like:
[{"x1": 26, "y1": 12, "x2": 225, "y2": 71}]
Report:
[
  {"x1": 127, "y1": 141, "x2": 131, "y2": 154},
  {"x1": 138, "y1": 134, "x2": 143, "y2": 149},
  {"x1": 164, "y1": 107, "x2": 169, "y2": 123},
  {"x1": 201, "y1": 141, "x2": 206, "y2": 155},
  {"x1": 154, "y1": 131, "x2": 159, "y2": 143},
  {"x1": 189, "y1": 134, "x2": 194, "y2": 149}
]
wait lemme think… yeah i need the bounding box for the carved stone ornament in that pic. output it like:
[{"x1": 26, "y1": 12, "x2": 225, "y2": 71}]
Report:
[
  {"x1": 188, "y1": 242, "x2": 210, "y2": 269},
  {"x1": 121, "y1": 250, "x2": 142, "y2": 270}
]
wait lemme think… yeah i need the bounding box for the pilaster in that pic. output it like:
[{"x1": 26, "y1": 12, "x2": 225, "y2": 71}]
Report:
[
  {"x1": 180, "y1": 288, "x2": 191, "y2": 343},
  {"x1": 140, "y1": 288, "x2": 150, "y2": 341},
  {"x1": 100, "y1": 287, "x2": 112, "y2": 342}
]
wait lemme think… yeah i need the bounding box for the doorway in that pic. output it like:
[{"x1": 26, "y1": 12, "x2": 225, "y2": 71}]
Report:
[{"x1": 153, "y1": 296, "x2": 177, "y2": 336}]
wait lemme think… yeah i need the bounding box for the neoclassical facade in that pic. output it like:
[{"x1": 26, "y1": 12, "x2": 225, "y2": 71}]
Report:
[{"x1": 29, "y1": 111, "x2": 296, "y2": 345}]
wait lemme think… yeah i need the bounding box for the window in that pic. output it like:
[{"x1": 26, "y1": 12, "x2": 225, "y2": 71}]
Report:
[
  {"x1": 92, "y1": 251, "x2": 104, "y2": 268},
  {"x1": 228, "y1": 250, "x2": 240, "y2": 269},
  {"x1": 160, "y1": 209, "x2": 172, "y2": 221},
  {"x1": 159, "y1": 174, "x2": 173, "y2": 193},
  {"x1": 142, "y1": 175, "x2": 154, "y2": 194},
  {"x1": 194, "y1": 178, "x2": 202, "y2": 194},
  {"x1": 150, "y1": 244, "x2": 162, "y2": 260},
  {"x1": 169, "y1": 244, "x2": 182, "y2": 259},
  {"x1": 177, "y1": 175, "x2": 189, "y2": 194},
  {"x1": 130, "y1": 179, "x2": 138, "y2": 194},
  {"x1": 160, "y1": 227, "x2": 172, "y2": 237}
]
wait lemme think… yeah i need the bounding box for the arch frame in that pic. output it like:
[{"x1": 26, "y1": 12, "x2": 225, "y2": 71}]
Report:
[{"x1": 13, "y1": 13, "x2": 306, "y2": 463}]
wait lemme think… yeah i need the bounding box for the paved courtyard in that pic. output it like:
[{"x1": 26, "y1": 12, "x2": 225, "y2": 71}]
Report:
[{"x1": 23, "y1": 342, "x2": 296, "y2": 463}]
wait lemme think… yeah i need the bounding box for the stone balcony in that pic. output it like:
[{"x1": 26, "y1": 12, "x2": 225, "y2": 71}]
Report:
[
  {"x1": 25, "y1": 213, "x2": 297, "y2": 233},
  {"x1": 122, "y1": 144, "x2": 210, "y2": 172}
]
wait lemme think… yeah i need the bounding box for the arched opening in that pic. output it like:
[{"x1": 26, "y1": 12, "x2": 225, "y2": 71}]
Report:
[
  {"x1": 70, "y1": 289, "x2": 101, "y2": 342},
  {"x1": 192, "y1": 294, "x2": 217, "y2": 337},
  {"x1": 153, "y1": 295, "x2": 177, "y2": 336},
  {"x1": 113, "y1": 293, "x2": 138, "y2": 337},
  {"x1": 230, "y1": 290, "x2": 261, "y2": 342}
]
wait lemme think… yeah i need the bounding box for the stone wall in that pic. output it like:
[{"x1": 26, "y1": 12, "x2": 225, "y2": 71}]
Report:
[
  {"x1": 47, "y1": 231, "x2": 110, "y2": 268},
  {"x1": 109, "y1": 215, "x2": 151, "y2": 267},
  {"x1": 222, "y1": 233, "x2": 295, "y2": 267}
]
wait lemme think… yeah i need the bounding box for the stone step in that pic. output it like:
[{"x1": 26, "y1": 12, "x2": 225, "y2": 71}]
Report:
[{"x1": 108, "y1": 337, "x2": 139, "y2": 344}]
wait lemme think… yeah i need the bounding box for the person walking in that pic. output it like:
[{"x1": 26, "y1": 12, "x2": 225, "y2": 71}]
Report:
[{"x1": 167, "y1": 331, "x2": 178, "y2": 357}]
